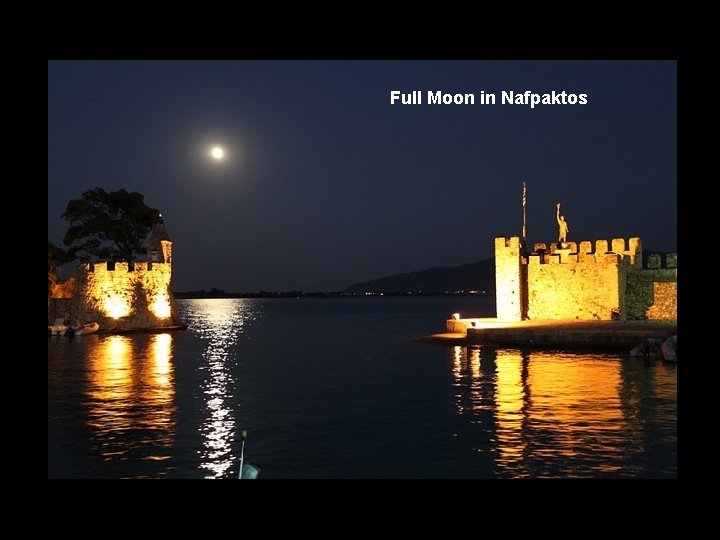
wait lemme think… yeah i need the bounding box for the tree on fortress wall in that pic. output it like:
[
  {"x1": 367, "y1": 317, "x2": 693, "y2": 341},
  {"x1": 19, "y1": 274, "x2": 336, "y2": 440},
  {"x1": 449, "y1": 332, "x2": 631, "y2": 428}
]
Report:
[{"x1": 62, "y1": 188, "x2": 161, "y2": 262}]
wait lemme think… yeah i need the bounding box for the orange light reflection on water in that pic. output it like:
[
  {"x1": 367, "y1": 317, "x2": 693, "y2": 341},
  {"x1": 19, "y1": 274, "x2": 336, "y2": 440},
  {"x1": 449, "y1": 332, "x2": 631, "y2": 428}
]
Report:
[
  {"x1": 450, "y1": 347, "x2": 645, "y2": 477},
  {"x1": 86, "y1": 334, "x2": 176, "y2": 466},
  {"x1": 527, "y1": 354, "x2": 624, "y2": 465},
  {"x1": 494, "y1": 350, "x2": 527, "y2": 476}
]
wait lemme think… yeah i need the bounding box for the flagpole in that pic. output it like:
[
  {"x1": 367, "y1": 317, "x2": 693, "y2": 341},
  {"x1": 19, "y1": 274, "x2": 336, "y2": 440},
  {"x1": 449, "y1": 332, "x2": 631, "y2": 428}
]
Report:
[{"x1": 522, "y1": 181, "x2": 527, "y2": 253}]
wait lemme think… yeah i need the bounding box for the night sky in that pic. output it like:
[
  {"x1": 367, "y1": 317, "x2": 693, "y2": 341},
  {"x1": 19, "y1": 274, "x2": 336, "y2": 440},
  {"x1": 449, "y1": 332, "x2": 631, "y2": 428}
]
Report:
[{"x1": 48, "y1": 61, "x2": 677, "y2": 292}]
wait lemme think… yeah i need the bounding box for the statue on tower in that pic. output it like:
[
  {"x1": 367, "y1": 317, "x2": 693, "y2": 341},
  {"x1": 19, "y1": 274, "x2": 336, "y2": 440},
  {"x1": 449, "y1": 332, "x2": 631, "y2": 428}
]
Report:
[{"x1": 556, "y1": 203, "x2": 569, "y2": 245}]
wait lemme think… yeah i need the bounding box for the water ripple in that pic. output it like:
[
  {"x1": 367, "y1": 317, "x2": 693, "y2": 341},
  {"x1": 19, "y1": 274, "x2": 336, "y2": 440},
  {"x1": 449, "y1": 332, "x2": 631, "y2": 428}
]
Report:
[
  {"x1": 84, "y1": 333, "x2": 176, "y2": 472},
  {"x1": 182, "y1": 299, "x2": 263, "y2": 478},
  {"x1": 449, "y1": 346, "x2": 677, "y2": 478}
]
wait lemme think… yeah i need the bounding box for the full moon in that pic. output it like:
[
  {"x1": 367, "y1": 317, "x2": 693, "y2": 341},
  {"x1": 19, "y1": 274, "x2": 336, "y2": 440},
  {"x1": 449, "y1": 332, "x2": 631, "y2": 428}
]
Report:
[{"x1": 210, "y1": 146, "x2": 224, "y2": 160}]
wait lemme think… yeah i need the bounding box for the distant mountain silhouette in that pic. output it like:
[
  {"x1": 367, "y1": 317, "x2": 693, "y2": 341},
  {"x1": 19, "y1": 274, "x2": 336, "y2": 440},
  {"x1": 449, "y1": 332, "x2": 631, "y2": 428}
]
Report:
[
  {"x1": 343, "y1": 248, "x2": 673, "y2": 294},
  {"x1": 344, "y1": 258, "x2": 495, "y2": 294}
]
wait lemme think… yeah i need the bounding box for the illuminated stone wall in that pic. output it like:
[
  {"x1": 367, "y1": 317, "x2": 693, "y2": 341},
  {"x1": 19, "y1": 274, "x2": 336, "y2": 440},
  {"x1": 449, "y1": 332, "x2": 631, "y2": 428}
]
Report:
[
  {"x1": 527, "y1": 251, "x2": 629, "y2": 320},
  {"x1": 625, "y1": 253, "x2": 677, "y2": 320},
  {"x1": 645, "y1": 282, "x2": 677, "y2": 319},
  {"x1": 495, "y1": 236, "x2": 525, "y2": 321},
  {"x1": 74, "y1": 261, "x2": 176, "y2": 330},
  {"x1": 494, "y1": 236, "x2": 677, "y2": 321},
  {"x1": 48, "y1": 261, "x2": 177, "y2": 329}
]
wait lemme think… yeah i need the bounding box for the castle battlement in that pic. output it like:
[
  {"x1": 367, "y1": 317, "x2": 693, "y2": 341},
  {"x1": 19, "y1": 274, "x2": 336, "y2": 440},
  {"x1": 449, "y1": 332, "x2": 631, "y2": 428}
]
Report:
[
  {"x1": 495, "y1": 236, "x2": 522, "y2": 250},
  {"x1": 82, "y1": 260, "x2": 171, "y2": 273},
  {"x1": 528, "y1": 251, "x2": 632, "y2": 266},
  {"x1": 529, "y1": 237, "x2": 642, "y2": 265},
  {"x1": 494, "y1": 235, "x2": 676, "y2": 322},
  {"x1": 645, "y1": 252, "x2": 677, "y2": 270}
]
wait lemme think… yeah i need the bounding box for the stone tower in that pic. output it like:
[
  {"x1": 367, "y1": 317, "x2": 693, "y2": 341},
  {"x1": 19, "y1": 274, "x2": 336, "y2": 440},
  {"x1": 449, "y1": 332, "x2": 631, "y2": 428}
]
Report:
[
  {"x1": 147, "y1": 219, "x2": 172, "y2": 264},
  {"x1": 495, "y1": 236, "x2": 525, "y2": 321}
]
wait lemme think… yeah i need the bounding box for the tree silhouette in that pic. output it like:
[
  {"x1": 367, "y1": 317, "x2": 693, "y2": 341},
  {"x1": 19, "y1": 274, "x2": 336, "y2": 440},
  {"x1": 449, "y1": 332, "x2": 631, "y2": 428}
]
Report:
[{"x1": 62, "y1": 188, "x2": 160, "y2": 261}]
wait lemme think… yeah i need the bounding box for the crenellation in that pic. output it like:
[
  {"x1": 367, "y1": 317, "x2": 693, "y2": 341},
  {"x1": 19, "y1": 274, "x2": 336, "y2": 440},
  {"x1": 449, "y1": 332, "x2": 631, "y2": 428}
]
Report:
[
  {"x1": 78, "y1": 259, "x2": 172, "y2": 275},
  {"x1": 522, "y1": 240, "x2": 644, "y2": 267},
  {"x1": 496, "y1": 236, "x2": 521, "y2": 250},
  {"x1": 578, "y1": 251, "x2": 595, "y2": 263},
  {"x1": 647, "y1": 254, "x2": 661, "y2": 269},
  {"x1": 608, "y1": 237, "x2": 642, "y2": 265},
  {"x1": 533, "y1": 242, "x2": 547, "y2": 252},
  {"x1": 496, "y1": 235, "x2": 676, "y2": 322},
  {"x1": 628, "y1": 237, "x2": 642, "y2": 266},
  {"x1": 555, "y1": 249, "x2": 570, "y2": 263}
]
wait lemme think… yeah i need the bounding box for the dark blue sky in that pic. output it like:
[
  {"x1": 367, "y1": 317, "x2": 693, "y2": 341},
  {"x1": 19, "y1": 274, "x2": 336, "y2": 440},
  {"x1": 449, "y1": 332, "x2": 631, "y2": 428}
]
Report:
[{"x1": 48, "y1": 61, "x2": 676, "y2": 291}]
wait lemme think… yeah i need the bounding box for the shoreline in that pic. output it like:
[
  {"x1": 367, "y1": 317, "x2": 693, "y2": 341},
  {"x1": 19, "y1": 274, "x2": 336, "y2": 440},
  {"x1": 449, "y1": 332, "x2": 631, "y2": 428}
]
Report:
[{"x1": 421, "y1": 319, "x2": 676, "y2": 349}]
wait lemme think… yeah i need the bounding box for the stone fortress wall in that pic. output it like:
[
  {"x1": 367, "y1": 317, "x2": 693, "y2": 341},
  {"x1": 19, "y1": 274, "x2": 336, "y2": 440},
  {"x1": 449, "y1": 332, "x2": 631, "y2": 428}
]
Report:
[
  {"x1": 48, "y1": 225, "x2": 178, "y2": 330},
  {"x1": 495, "y1": 236, "x2": 677, "y2": 321}
]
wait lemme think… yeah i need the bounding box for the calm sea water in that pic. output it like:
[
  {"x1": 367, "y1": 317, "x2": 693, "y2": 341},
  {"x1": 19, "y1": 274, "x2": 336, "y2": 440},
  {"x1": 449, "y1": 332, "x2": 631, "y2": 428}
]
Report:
[{"x1": 48, "y1": 297, "x2": 677, "y2": 479}]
